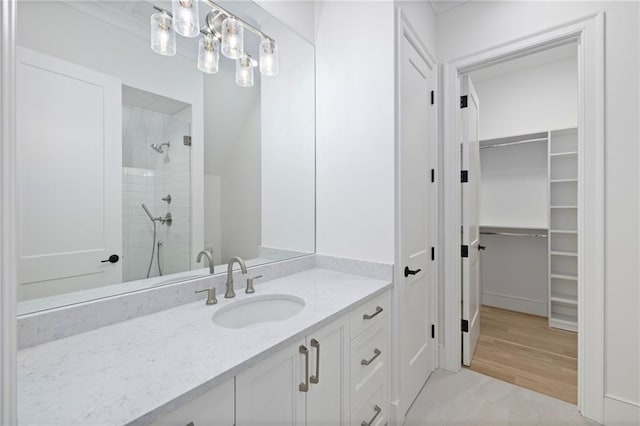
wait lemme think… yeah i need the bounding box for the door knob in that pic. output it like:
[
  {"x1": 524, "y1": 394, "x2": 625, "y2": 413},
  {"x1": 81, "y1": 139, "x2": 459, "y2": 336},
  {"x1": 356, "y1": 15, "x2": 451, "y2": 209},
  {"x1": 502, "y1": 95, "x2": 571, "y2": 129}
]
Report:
[
  {"x1": 101, "y1": 254, "x2": 120, "y2": 264},
  {"x1": 404, "y1": 266, "x2": 422, "y2": 277},
  {"x1": 478, "y1": 245, "x2": 486, "y2": 251}
]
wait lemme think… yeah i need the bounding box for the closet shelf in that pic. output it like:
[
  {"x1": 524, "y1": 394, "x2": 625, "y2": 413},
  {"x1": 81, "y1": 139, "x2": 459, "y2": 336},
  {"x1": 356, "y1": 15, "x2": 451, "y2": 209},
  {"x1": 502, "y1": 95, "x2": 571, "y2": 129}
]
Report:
[
  {"x1": 550, "y1": 205, "x2": 577, "y2": 209},
  {"x1": 550, "y1": 151, "x2": 578, "y2": 158},
  {"x1": 550, "y1": 229, "x2": 577, "y2": 234},
  {"x1": 550, "y1": 250, "x2": 578, "y2": 257},
  {"x1": 550, "y1": 293, "x2": 578, "y2": 305},
  {"x1": 550, "y1": 179, "x2": 578, "y2": 183},
  {"x1": 551, "y1": 273, "x2": 578, "y2": 281}
]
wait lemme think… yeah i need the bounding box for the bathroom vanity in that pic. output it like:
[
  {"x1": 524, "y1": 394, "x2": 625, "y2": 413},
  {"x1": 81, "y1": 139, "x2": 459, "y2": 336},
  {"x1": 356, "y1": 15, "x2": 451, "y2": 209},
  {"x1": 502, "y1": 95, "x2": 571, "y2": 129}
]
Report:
[{"x1": 17, "y1": 266, "x2": 391, "y2": 425}]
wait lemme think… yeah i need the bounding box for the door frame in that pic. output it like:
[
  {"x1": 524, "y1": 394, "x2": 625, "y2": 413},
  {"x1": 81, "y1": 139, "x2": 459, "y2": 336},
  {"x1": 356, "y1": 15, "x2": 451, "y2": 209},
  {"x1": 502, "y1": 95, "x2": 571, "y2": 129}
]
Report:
[
  {"x1": 1, "y1": 0, "x2": 18, "y2": 424},
  {"x1": 391, "y1": 8, "x2": 439, "y2": 425},
  {"x1": 441, "y1": 12, "x2": 604, "y2": 423}
]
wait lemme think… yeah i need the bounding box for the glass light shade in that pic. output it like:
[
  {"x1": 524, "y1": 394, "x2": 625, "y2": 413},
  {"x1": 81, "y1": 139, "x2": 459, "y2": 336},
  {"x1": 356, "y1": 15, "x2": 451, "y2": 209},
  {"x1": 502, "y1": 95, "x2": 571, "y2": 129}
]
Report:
[
  {"x1": 172, "y1": 0, "x2": 200, "y2": 38},
  {"x1": 197, "y1": 35, "x2": 220, "y2": 74},
  {"x1": 221, "y1": 17, "x2": 244, "y2": 59},
  {"x1": 235, "y1": 55, "x2": 254, "y2": 87},
  {"x1": 150, "y1": 13, "x2": 176, "y2": 56},
  {"x1": 259, "y1": 38, "x2": 279, "y2": 76}
]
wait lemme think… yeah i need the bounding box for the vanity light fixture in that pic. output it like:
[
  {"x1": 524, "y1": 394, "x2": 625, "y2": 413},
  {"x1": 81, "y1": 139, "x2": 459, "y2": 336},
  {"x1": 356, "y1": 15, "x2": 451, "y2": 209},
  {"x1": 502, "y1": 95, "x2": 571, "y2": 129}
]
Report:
[
  {"x1": 172, "y1": 0, "x2": 200, "y2": 38},
  {"x1": 236, "y1": 54, "x2": 255, "y2": 87},
  {"x1": 197, "y1": 33, "x2": 220, "y2": 74},
  {"x1": 151, "y1": 0, "x2": 279, "y2": 86},
  {"x1": 150, "y1": 11, "x2": 176, "y2": 56}
]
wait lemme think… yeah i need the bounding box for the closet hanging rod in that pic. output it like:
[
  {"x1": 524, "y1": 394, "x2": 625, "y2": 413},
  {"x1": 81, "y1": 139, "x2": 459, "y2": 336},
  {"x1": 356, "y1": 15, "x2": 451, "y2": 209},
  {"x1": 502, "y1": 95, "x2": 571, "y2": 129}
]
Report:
[
  {"x1": 480, "y1": 231, "x2": 548, "y2": 238},
  {"x1": 480, "y1": 137, "x2": 548, "y2": 150}
]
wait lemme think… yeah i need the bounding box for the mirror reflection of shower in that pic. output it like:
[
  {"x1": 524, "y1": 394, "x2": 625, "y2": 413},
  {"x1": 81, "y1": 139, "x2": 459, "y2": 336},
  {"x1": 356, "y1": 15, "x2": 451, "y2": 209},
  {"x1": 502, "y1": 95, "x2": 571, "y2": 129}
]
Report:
[{"x1": 141, "y1": 203, "x2": 172, "y2": 278}]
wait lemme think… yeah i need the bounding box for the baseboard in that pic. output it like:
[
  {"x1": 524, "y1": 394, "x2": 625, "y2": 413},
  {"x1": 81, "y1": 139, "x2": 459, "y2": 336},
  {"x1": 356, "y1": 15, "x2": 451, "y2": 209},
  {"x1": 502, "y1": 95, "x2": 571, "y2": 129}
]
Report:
[
  {"x1": 482, "y1": 291, "x2": 547, "y2": 317},
  {"x1": 604, "y1": 395, "x2": 640, "y2": 425}
]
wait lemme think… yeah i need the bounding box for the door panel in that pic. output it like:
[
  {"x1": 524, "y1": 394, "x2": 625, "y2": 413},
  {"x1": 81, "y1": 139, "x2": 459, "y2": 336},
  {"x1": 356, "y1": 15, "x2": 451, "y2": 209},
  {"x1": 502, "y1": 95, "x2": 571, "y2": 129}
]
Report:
[
  {"x1": 400, "y1": 32, "x2": 437, "y2": 412},
  {"x1": 461, "y1": 75, "x2": 481, "y2": 366},
  {"x1": 16, "y1": 47, "x2": 122, "y2": 298}
]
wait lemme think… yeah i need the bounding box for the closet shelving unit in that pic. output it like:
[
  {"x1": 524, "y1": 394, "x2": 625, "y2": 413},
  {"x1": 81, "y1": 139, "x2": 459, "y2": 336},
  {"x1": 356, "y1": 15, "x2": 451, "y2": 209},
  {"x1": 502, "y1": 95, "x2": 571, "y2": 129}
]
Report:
[{"x1": 548, "y1": 128, "x2": 579, "y2": 332}]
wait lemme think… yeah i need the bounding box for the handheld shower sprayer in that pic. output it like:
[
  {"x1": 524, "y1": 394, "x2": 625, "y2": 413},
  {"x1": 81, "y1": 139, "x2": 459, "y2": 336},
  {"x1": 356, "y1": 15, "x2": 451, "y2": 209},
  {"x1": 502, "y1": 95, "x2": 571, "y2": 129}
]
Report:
[{"x1": 141, "y1": 203, "x2": 155, "y2": 222}]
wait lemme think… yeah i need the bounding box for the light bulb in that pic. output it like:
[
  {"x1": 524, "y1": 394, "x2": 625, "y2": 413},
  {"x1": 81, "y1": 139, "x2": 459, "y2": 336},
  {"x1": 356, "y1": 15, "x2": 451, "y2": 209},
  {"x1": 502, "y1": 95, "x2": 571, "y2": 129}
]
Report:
[
  {"x1": 151, "y1": 13, "x2": 176, "y2": 56},
  {"x1": 236, "y1": 55, "x2": 254, "y2": 87},
  {"x1": 197, "y1": 34, "x2": 220, "y2": 74},
  {"x1": 221, "y1": 16, "x2": 244, "y2": 59},
  {"x1": 259, "y1": 38, "x2": 279, "y2": 76},
  {"x1": 172, "y1": 0, "x2": 200, "y2": 38}
]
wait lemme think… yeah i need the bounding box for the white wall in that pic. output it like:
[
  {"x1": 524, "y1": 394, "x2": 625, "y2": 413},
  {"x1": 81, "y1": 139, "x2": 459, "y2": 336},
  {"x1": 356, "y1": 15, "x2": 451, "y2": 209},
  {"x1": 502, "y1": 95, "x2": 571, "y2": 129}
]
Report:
[
  {"x1": 314, "y1": 0, "x2": 396, "y2": 264},
  {"x1": 254, "y1": 0, "x2": 315, "y2": 45},
  {"x1": 474, "y1": 58, "x2": 577, "y2": 139},
  {"x1": 437, "y1": 1, "x2": 640, "y2": 420}
]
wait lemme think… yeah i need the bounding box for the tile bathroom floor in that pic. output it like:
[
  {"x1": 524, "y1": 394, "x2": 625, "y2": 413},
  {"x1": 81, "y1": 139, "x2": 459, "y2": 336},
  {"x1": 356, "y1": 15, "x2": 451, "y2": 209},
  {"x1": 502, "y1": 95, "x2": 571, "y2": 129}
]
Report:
[{"x1": 404, "y1": 369, "x2": 595, "y2": 425}]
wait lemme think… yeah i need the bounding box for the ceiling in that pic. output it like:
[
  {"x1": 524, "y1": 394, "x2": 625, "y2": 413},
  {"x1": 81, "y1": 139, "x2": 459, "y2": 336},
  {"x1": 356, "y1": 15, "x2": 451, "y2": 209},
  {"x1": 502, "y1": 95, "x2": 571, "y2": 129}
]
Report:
[
  {"x1": 429, "y1": 1, "x2": 470, "y2": 15},
  {"x1": 468, "y1": 42, "x2": 578, "y2": 83}
]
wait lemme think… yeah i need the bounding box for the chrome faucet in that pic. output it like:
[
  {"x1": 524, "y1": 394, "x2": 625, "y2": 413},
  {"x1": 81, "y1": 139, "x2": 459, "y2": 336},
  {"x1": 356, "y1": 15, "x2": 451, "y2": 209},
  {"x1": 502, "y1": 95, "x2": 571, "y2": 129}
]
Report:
[
  {"x1": 225, "y1": 257, "x2": 248, "y2": 298},
  {"x1": 196, "y1": 249, "x2": 214, "y2": 274}
]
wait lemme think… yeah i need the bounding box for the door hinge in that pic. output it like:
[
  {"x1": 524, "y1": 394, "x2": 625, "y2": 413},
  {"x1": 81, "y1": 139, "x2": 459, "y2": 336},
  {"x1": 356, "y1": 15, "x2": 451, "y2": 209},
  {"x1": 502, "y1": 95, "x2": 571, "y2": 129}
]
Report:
[
  {"x1": 431, "y1": 168, "x2": 435, "y2": 183},
  {"x1": 461, "y1": 170, "x2": 468, "y2": 183},
  {"x1": 461, "y1": 245, "x2": 469, "y2": 258},
  {"x1": 431, "y1": 324, "x2": 435, "y2": 339},
  {"x1": 461, "y1": 319, "x2": 469, "y2": 333},
  {"x1": 183, "y1": 135, "x2": 192, "y2": 146},
  {"x1": 460, "y1": 95, "x2": 468, "y2": 108},
  {"x1": 431, "y1": 246, "x2": 435, "y2": 261},
  {"x1": 430, "y1": 90, "x2": 435, "y2": 105}
]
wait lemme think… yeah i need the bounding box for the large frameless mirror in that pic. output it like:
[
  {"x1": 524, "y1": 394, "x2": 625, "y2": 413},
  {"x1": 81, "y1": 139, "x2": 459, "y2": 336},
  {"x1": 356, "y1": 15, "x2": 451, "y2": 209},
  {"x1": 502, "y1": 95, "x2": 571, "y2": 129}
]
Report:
[{"x1": 16, "y1": 0, "x2": 315, "y2": 315}]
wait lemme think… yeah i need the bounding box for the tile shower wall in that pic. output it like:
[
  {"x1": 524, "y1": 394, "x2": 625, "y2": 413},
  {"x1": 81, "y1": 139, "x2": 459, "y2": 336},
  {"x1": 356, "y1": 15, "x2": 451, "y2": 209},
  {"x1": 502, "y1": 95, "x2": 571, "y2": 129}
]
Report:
[{"x1": 122, "y1": 105, "x2": 191, "y2": 282}]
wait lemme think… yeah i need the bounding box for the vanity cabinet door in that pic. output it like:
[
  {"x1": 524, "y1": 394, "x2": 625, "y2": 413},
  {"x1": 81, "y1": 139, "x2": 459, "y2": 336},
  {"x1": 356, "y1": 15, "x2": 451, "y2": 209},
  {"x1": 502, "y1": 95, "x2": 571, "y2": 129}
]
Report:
[
  {"x1": 306, "y1": 317, "x2": 349, "y2": 426},
  {"x1": 150, "y1": 377, "x2": 234, "y2": 426},
  {"x1": 236, "y1": 339, "x2": 306, "y2": 425}
]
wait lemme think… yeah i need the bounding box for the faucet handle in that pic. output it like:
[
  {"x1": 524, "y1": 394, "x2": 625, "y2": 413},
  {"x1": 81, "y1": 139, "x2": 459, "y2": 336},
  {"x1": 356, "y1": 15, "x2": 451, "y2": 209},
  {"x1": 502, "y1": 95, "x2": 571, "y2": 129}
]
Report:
[
  {"x1": 246, "y1": 275, "x2": 262, "y2": 294},
  {"x1": 195, "y1": 287, "x2": 217, "y2": 305}
]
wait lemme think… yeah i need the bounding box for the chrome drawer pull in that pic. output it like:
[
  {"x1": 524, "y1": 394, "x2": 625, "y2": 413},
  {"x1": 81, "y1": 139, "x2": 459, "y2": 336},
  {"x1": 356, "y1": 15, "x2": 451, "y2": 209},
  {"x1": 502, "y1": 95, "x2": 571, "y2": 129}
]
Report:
[
  {"x1": 299, "y1": 345, "x2": 309, "y2": 392},
  {"x1": 363, "y1": 306, "x2": 383, "y2": 320},
  {"x1": 361, "y1": 348, "x2": 382, "y2": 366},
  {"x1": 361, "y1": 404, "x2": 381, "y2": 426},
  {"x1": 310, "y1": 338, "x2": 320, "y2": 384}
]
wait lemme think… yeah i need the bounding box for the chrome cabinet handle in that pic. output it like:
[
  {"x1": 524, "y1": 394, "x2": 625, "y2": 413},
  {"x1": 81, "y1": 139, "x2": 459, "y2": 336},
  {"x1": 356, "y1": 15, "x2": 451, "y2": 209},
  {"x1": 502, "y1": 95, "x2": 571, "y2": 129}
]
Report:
[
  {"x1": 361, "y1": 405, "x2": 381, "y2": 426},
  {"x1": 361, "y1": 348, "x2": 382, "y2": 366},
  {"x1": 310, "y1": 338, "x2": 320, "y2": 384},
  {"x1": 299, "y1": 345, "x2": 309, "y2": 392},
  {"x1": 363, "y1": 306, "x2": 383, "y2": 320}
]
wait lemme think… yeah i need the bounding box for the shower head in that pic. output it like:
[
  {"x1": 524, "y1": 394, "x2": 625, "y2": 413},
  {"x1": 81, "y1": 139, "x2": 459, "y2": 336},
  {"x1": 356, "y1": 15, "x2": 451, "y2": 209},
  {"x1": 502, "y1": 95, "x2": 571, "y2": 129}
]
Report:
[{"x1": 150, "y1": 142, "x2": 170, "y2": 154}]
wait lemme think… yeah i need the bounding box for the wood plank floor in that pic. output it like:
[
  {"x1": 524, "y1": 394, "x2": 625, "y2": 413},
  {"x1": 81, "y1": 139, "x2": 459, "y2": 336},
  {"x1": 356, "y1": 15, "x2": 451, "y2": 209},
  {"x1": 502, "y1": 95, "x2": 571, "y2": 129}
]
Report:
[{"x1": 467, "y1": 305, "x2": 578, "y2": 404}]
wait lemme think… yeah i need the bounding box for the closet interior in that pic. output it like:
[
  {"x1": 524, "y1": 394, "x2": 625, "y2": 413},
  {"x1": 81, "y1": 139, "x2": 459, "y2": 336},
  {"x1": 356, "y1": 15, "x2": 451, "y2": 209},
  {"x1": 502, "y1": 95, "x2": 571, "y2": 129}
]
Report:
[{"x1": 465, "y1": 42, "x2": 580, "y2": 404}]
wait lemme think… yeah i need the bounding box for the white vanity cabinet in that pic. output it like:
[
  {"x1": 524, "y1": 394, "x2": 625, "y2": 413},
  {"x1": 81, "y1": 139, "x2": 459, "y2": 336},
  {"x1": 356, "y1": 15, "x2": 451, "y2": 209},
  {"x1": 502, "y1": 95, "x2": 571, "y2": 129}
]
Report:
[
  {"x1": 235, "y1": 317, "x2": 349, "y2": 426},
  {"x1": 150, "y1": 377, "x2": 234, "y2": 426}
]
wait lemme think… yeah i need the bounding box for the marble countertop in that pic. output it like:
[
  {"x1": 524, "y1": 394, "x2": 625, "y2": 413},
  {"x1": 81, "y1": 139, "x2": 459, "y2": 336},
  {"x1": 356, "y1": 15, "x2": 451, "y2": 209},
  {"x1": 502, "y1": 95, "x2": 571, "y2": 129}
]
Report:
[{"x1": 17, "y1": 268, "x2": 391, "y2": 426}]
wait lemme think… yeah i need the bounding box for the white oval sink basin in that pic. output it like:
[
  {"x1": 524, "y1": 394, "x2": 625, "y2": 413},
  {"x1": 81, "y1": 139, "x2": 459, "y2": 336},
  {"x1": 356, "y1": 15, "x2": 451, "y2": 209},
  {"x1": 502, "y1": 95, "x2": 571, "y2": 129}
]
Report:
[{"x1": 212, "y1": 294, "x2": 305, "y2": 329}]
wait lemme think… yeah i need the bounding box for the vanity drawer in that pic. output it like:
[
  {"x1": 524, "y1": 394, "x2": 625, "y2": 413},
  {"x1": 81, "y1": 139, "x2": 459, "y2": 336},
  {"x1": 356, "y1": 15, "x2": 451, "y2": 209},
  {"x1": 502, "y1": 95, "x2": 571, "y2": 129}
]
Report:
[
  {"x1": 151, "y1": 377, "x2": 234, "y2": 426},
  {"x1": 350, "y1": 380, "x2": 387, "y2": 426},
  {"x1": 350, "y1": 319, "x2": 389, "y2": 404},
  {"x1": 350, "y1": 290, "x2": 390, "y2": 339}
]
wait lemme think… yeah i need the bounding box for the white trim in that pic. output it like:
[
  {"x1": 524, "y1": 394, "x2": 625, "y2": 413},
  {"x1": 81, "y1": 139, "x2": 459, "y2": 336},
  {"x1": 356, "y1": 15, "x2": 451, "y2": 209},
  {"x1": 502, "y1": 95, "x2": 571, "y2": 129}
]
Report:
[
  {"x1": 481, "y1": 292, "x2": 547, "y2": 317},
  {"x1": 392, "y1": 7, "x2": 438, "y2": 426},
  {"x1": 1, "y1": 0, "x2": 17, "y2": 424},
  {"x1": 604, "y1": 395, "x2": 640, "y2": 424},
  {"x1": 442, "y1": 12, "x2": 604, "y2": 424}
]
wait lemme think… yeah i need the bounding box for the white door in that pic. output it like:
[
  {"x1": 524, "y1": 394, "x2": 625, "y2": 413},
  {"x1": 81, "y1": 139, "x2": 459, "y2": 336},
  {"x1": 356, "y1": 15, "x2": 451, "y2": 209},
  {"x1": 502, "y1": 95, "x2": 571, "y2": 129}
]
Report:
[
  {"x1": 16, "y1": 47, "x2": 122, "y2": 299},
  {"x1": 460, "y1": 75, "x2": 481, "y2": 366},
  {"x1": 400, "y1": 31, "x2": 437, "y2": 412},
  {"x1": 236, "y1": 339, "x2": 306, "y2": 425},
  {"x1": 306, "y1": 318, "x2": 348, "y2": 426}
]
